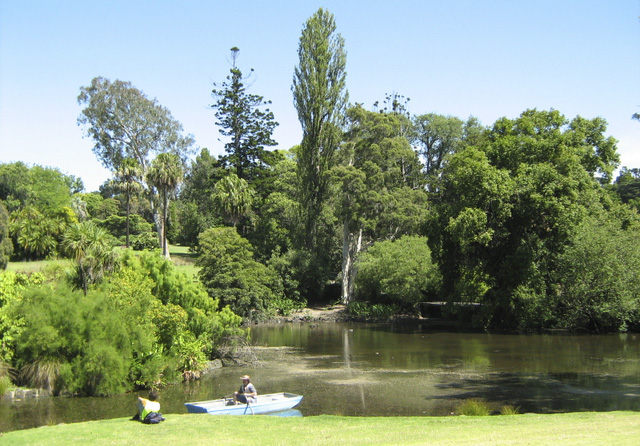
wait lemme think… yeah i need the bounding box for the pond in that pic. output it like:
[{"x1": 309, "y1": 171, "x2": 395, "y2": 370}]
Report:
[{"x1": 2, "y1": 321, "x2": 640, "y2": 432}]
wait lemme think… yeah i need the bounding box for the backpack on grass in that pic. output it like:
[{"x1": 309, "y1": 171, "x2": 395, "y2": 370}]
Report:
[{"x1": 143, "y1": 412, "x2": 165, "y2": 424}]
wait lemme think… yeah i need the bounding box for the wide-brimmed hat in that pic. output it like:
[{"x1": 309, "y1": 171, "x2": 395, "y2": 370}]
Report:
[{"x1": 241, "y1": 375, "x2": 251, "y2": 381}]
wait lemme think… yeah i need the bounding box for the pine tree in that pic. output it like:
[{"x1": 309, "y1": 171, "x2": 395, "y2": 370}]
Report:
[{"x1": 211, "y1": 47, "x2": 278, "y2": 181}]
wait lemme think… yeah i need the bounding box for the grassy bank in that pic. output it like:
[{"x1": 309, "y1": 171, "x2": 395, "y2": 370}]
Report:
[{"x1": 2, "y1": 412, "x2": 639, "y2": 445}]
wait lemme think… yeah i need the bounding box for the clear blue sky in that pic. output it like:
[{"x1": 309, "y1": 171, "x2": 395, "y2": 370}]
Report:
[{"x1": 1, "y1": 0, "x2": 638, "y2": 192}]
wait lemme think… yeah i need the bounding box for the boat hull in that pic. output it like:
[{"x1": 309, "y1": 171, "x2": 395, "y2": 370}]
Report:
[{"x1": 185, "y1": 392, "x2": 303, "y2": 415}]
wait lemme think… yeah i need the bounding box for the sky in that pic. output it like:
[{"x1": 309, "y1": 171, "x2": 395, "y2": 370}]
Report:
[{"x1": 0, "y1": 0, "x2": 639, "y2": 192}]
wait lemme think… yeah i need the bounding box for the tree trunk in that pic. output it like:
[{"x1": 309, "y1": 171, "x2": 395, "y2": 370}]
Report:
[
  {"x1": 341, "y1": 221, "x2": 362, "y2": 305},
  {"x1": 341, "y1": 221, "x2": 352, "y2": 305},
  {"x1": 125, "y1": 190, "x2": 131, "y2": 248},
  {"x1": 162, "y1": 192, "x2": 170, "y2": 259}
]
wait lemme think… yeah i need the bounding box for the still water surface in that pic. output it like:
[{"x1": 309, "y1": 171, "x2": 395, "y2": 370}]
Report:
[{"x1": 2, "y1": 321, "x2": 639, "y2": 432}]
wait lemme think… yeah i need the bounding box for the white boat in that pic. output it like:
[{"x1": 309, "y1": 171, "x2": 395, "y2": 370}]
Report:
[{"x1": 184, "y1": 392, "x2": 303, "y2": 415}]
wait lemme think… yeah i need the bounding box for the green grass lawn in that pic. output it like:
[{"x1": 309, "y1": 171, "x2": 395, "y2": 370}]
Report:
[
  {"x1": 6, "y1": 259, "x2": 72, "y2": 274},
  {"x1": 168, "y1": 244, "x2": 199, "y2": 278},
  {"x1": 5, "y1": 245, "x2": 199, "y2": 277},
  {"x1": 1, "y1": 412, "x2": 639, "y2": 446}
]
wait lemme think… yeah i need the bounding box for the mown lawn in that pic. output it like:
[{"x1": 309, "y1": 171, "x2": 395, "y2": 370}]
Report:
[
  {"x1": 5, "y1": 245, "x2": 200, "y2": 278},
  {"x1": 168, "y1": 244, "x2": 199, "y2": 277},
  {"x1": 1, "y1": 412, "x2": 639, "y2": 446},
  {"x1": 6, "y1": 259, "x2": 72, "y2": 274}
]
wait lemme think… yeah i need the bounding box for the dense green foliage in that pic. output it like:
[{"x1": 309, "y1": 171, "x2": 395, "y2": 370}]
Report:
[
  {"x1": 0, "y1": 162, "x2": 81, "y2": 213},
  {"x1": 553, "y1": 215, "x2": 640, "y2": 331},
  {"x1": 0, "y1": 201, "x2": 12, "y2": 269},
  {"x1": 0, "y1": 271, "x2": 48, "y2": 363},
  {"x1": 354, "y1": 236, "x2": 441, "y2": 312},
  {"x1": 427, "y1": 109, "x2": 636, "y2": 330},
  {"x1": 611, "y1": 167, "x2": 640, "y2": 210},
  {"x1": 0, "y1": 250, "x2": 243, "y2": 396},
  {"x1": 335, "y1": 106, "x2": 428, "y2": 303},
  {"x1": 1, "y1": 11, "x2": 640, "y2": 402},
  {"x1": 9, "y1": 284, "x2": 156, "y2": 395},
  {"x1": 196, "y1": 227, "x2": 300, "y2": 320},
  {"x1": 1, "y1": 163, "x2": 81, "y2": 260}
]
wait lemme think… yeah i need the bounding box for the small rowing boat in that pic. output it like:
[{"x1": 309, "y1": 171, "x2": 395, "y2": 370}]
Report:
[{"x1": 184, "y1": 392, "x2": 303, "y2": 415}]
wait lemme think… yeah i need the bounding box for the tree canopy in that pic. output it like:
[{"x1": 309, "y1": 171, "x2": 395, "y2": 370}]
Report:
[
  {"x1": 293, "y1": 7, "x2": 348, "y2": 251},
  {"x1": 78, "y1": 77, "x2": 194, "y2": 174},
  {"x1": 211, "y1": 47, "x2": 279, "y2": 181},
  {"x1": 78, "y1": 77, "x2": 193, "y2": 253}
]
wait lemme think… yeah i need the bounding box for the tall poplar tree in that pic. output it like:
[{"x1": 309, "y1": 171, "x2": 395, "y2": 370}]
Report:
[{"x1": 292, "y1": 8, "x2": 348, "y2": 250}]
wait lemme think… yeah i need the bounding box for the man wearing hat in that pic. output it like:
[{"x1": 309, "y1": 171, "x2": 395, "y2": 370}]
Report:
[{"x1": 233, "y1": 375, "x2": 257, "y2": 405}]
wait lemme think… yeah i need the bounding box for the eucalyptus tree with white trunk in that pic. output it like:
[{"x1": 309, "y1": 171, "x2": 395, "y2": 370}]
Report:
[{"x1": 78, "y1": 77, "x2": 194, "y2": 253}]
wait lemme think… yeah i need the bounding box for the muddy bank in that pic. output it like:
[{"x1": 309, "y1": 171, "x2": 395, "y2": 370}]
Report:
[{"x1": 269, "y1": 305, "x2": 348, "y2": 323}]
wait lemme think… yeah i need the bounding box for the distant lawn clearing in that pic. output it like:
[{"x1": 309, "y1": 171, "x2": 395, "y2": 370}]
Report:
[
  {"x1": 5, "y1": 245, "x2": 199, "y2": 277},
  {"x1": 169, "y1": 244, "x2": 199, "y2": 277},
  {"x1": 6, "y1": 259, "x2": 72, "y2": 274},
  {"x1": 1, "y1": 412, "x2": 639, "y2": 446}
]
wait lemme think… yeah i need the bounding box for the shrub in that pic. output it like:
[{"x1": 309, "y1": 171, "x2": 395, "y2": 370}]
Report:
[
  {"x1": 0, "y1": 375, "x2": 9, "y2": 396},
  {"x1": 347, "y1": 302, "x2": 400, "y2": 320},
  {"x1": 115, "y1": 250, "x2": 244, "y2": 370},
  {"x1": 554, "y1": 215, "x2": 640, "y2": 332},
  {"x1": 456, "y1": 399, "x2": 491, "y2": 416},
  {"x1": 197, "y1": 227, "x2": 289, "y2": 320},
  {"x1": 0, "y1": 271, "x2": 47, "y2": 363},
  {"x1": 8, "y1": 284, "x2": 157, "y2": 396},
  {"x1": 130, "y1": 232, "x2": 159, "y2": 251},
  {"x1": 354, "y1": 235, "x2": 441, "y2": 311},
  {"x1": 500, "y1": 405, "x2": 520, "y2": 415}
]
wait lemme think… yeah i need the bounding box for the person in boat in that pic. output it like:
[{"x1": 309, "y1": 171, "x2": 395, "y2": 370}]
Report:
[
  {"x1": 137, "y1": 390, "x2": 161, "y2": 420},
  {"x1": 233, "y1": 375, "x2": 257, "y2": 405}
]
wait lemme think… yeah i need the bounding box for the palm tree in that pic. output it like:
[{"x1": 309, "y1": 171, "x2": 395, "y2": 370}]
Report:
[
  {"x1": 147, "y1": 153, "x2": 183, "y2": 258},
  {"x1": 10, "y1": 206, "x2": 61, "y2": 260},
  {"x1": 211, "y1": 173, "x2": 254, "y2": 229},
  {"x1": 63, "y1": 221, "x2": 117, "y2": 295},
  {"x1": 113, "y1": 158, "x2": 142, "y2": 248}
]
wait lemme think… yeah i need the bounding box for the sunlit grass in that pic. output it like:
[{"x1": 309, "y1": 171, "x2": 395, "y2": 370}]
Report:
[
  {"x1": 6, "y1": 259, "x2": 72, "y2": 274},
  {"x1": 6, "y1": 246, "x2": 199, "y2": 278},
  {"x1": 169, "y1": 244, "x2": 200, "y2": 278},
  {"x1": 2, "y1": 412, "x2": 640, "y2": 446}
]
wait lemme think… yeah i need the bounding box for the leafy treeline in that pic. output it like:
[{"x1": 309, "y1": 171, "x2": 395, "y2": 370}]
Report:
[{"x1": 2, "y1": 7, "x2": 640, "y2": 396}]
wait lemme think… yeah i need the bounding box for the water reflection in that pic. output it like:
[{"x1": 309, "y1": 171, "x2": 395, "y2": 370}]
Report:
[
  {"x1": 246, "y1": 322, "x2": 640, "y2": 417},
  {"x1": 2, "y1": 322, "x2": 639, "y2": 432}
]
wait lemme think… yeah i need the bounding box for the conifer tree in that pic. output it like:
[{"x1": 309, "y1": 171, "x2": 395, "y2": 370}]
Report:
[{"x1": 211, "y1": 47, "x2": 278, "y2": 181}]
